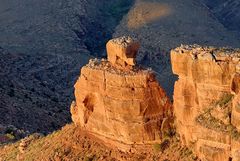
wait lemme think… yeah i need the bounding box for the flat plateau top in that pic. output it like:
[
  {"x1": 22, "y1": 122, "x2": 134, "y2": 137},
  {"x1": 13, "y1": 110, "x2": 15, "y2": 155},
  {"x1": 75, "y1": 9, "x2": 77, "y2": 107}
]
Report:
[
  {"x1": 110, "y1": 36, "x2": 136, "y2": 47},
  {"x1": 85, "y1": 58, "x2": 153, "y2": 76},
  {"x1": 174, "y1": 44, "x2": 240, "y2": 56},
  {"x1": 173, "y1": 44, "x2": 240, "y2": 62}
]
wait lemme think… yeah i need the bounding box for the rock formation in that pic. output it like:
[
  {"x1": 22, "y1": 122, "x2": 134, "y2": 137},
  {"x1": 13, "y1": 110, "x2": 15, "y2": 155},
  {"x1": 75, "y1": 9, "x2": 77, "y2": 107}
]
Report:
[
  {"x1": 171, "y1": 45, "x2": 240, "y2": 161},
  {"x1": 71, "y1": 36, "x2": 172, "y2": 151},
  {"x1": 106, "y1": 36, "x2": 140, "y2": 69}
]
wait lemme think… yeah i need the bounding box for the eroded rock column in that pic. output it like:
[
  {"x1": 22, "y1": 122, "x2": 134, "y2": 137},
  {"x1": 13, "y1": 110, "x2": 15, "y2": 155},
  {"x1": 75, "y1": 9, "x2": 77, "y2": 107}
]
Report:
[{"x1": 71, "y1": 36, "x2": 172, "y2": 151}]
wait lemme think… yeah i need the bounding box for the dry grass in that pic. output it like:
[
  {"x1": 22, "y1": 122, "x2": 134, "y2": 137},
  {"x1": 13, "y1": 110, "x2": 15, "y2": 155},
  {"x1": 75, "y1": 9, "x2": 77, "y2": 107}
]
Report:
[{"x1": 0, "y1": 123, "x2": 200, "y2": 161}]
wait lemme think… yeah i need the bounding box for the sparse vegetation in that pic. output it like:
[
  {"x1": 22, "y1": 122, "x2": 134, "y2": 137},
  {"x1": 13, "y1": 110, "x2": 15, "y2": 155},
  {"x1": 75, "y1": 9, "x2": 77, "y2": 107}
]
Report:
[
  {"x1": 153, "y1": 138, "x2": 170, "y2": 152},
  {"x1": 215, "y1": 93, "x2": 233, "y2": 108},
  {"x1": 196, "y1": 112, "x2": 228, "y2": 132},
  {"x1": 84, "y1": 155, "x2": 96, "y2": 161},
  {"x1": 0, "y1": 124, "x2": 200, "y2": 161},
  {"x1": 161, "y1": 117, "x2": 176, "y2": 139},
  {"x1": 160, "y1": 139, "x2": 170, "y2": 152},
  {"x1": 163, "y1": 126, "x2": 176, "y2": 139},
  {"x1": 228, "y1": 125, "x2": 240, "y2": 140},
  {"x1": 179, "y1": 147, "x2": 193, "y2": 157},
  {"x1": 5, "y1": 133, "x2": 15, "y2": 140},
  {"x1": 196, "y1": 92, "x2": 240, "y2": 141},
  {"x1": 153, "y1": 143, "x2": 161, "y2": 152}
]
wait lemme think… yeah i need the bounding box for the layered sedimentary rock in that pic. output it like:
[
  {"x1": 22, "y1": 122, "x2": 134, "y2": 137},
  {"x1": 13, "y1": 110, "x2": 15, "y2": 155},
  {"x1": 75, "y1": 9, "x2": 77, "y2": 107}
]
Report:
[
  {"x1": 106, "y1": 36, "x2": 140, "y2": 69},
  {"x1": 71, "y1": 37, "x2": 172, "y2": 150},
  {"x1": 171, "y1": 45, "x2": 240, "y2": 161}
]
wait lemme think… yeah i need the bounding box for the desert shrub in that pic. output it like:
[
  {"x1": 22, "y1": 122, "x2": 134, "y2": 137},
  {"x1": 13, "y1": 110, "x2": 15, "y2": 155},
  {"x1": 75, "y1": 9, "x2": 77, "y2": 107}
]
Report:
[
  {"x1": 160, "y1": 139, "x2": 170, "y2": 152},
  {"x1": 5, "y1": 133, "x2": 15, "y2": 140},
  {"x1": 164, "y1": 127, "x2": 176, "y2": 138},
  {"x1": 184, "y1": 148, "x2": 193, "y2": 156},
  {"x1": 215, "y1": 93, "x2": 233, "y2": 107},
  {"x1": 84, "y1": 155, "x2": 96, "y2": 161},
  {"x1": 153, "y1": 143, "x2": 161, "y2": 152},
  {"x1": 161, "y1": 117, "x2": 176, "y2": 139},
  {"x1": 153, "y1": 139, "x2": 170, "y2": 152},
  {"x1": 196, "y1": 112, "x2": 228, "y2": 132},
  {"x1": 196, "y1": 108, "x2": 240, "y2": 141},
  {"x1": 229, "y1": 125, "x2": 240, "y2": 140}
]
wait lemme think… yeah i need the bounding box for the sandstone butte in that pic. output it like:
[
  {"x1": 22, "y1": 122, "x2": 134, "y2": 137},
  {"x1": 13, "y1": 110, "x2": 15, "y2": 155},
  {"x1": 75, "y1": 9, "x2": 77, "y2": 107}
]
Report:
[
  {"x1": 171, "y1": 45, "x2": 240, "y2": 161},
  {"x1": 70, "y1": 36, "x2": 173, "y2": 151}
]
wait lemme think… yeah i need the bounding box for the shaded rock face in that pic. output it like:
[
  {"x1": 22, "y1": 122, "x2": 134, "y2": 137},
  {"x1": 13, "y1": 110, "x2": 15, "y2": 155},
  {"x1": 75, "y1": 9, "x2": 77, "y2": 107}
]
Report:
[
  {"x1": 200, "y1": 0, "x2": 240, "y2": 33},
  {"x1": 71, "y1": 37, "x2": 172, "y2": 151},
  {"x1": 171, "y1": 45, "x2": 240, "y2": 161}
]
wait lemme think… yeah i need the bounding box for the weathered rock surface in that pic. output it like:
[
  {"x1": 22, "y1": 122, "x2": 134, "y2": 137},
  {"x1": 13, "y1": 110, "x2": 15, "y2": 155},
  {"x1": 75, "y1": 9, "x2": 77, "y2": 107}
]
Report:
[
  {"x1": 71, "y1": 60, "x2": 172, "y2": 150},
  {"x1": 106, "y1": 36, "x2": 140, "y2": 68},
  {"x1": 71, "y1": 38, "x2": 172, "y2": 151},
  {"x1": 171, "y1": 45, "x2": 240, "y2": 161}
]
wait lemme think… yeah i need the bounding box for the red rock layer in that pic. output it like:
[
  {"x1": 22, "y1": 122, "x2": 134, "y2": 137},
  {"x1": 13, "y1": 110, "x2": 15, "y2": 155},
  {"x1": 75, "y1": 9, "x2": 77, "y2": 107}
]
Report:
[
  {"x1": 171, "y1": 45, "x2": 240, "y2": 161},
  {"x1": 71, "y1": 60, "x2": 172, "y2": 151}
]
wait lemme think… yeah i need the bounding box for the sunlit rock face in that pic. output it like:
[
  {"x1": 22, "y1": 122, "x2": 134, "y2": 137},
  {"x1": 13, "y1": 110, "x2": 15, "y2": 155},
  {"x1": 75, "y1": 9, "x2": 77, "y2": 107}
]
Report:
[
  {"x1": 71, "y1": 37, "x2": 172, "y2": 151},
  {"x1": 106, "y1": 36, "x2": 140, "y2": 68},
  {"x1": 171, "y1": 45, "x2": 240, "y2": 161}
]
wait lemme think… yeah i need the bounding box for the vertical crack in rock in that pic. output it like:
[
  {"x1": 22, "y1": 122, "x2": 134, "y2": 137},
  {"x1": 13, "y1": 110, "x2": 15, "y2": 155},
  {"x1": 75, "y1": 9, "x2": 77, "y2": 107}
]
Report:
[{"x1": 83, "y1": 94, "x2": 95, "y2": 124}]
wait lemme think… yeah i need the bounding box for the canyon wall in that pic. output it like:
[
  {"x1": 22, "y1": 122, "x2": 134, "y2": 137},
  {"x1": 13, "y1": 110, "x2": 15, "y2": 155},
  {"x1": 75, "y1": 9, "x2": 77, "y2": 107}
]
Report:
[
  {"x1": 71, "y1": 37, "x2": 172, "y2": 151},
  {"x1": 171, "y1": 45, "x2": 240, "y2": 161}
]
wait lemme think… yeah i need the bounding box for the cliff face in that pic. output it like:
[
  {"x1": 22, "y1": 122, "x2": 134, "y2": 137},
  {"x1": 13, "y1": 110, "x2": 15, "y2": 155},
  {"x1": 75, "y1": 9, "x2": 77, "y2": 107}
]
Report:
[
  {"x1": 171, "y1": 45, "x2": 240, "y2": 161},
  {"x1": 71, "y1": 37, "x2": 172, "y2": 151}
]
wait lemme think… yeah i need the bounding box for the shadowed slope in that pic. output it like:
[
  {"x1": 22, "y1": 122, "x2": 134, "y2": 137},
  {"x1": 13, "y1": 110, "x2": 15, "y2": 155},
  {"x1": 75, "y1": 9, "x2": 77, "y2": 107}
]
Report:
[{"x1": 0, "y1": 0, "x2": 132, "y2": 134}]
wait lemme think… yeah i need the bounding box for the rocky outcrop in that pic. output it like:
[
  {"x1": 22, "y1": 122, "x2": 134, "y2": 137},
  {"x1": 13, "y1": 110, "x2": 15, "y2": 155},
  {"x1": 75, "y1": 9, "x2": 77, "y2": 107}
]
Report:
[
  {"x1": 171, "y1": 45, "x2": 240, "y2": 161},
  {"x1": 71, "y1": 37, "x2": 172, "y2": 151},
  {"x1": 106, "y1": 36, "x2": 140, "y2": 69}
]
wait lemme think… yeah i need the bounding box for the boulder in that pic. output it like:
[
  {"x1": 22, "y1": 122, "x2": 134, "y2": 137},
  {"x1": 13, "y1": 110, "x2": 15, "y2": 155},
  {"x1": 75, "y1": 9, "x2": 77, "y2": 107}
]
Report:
[{"x1": 106, "y1": 36, "x2": 140, "y2": 69}]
